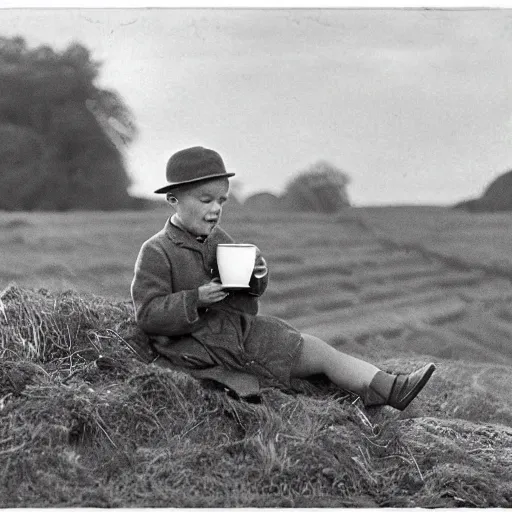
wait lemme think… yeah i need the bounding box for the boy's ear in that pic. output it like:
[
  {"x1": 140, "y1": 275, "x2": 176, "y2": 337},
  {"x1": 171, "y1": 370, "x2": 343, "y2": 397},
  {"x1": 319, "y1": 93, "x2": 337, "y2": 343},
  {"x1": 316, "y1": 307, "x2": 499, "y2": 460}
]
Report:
[{"x1": 166, "y1": 193, "x2": 179, "y2": 206}]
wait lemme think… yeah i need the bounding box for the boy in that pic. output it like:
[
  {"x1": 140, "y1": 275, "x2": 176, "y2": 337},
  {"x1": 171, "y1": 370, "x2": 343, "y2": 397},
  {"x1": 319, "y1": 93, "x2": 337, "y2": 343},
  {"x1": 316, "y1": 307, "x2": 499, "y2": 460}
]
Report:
[{"x1": 131, "y1": 146, "x2": 435, "y2": 409}]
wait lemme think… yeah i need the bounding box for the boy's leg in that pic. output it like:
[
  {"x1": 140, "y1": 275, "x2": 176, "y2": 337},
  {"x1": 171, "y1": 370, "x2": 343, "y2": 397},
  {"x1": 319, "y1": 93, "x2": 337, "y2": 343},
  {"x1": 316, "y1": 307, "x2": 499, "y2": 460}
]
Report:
[
  {"x1": 292, "y1": 333, "x2": 435, "y2": 411},
  {"x1": 291, "y1": 333, "x2": 380, "y2": 396}
]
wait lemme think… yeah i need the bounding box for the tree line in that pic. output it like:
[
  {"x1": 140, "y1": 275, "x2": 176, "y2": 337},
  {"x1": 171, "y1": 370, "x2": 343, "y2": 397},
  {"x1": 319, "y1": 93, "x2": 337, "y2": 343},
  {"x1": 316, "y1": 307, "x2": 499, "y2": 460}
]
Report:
[
  {"x1": 0, "y1": 36, "x2": 352, "y2": 213},
  {"x1": 0, "y1": 36, "x2": 137, "y2": 211}
]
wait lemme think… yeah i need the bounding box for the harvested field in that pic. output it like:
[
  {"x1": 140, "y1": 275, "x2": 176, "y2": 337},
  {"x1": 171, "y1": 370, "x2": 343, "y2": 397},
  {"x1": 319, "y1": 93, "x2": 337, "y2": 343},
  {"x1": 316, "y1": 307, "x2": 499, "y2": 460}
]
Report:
[{"x1": 1, "y1": 205, "x2": 512, "y2": 506}]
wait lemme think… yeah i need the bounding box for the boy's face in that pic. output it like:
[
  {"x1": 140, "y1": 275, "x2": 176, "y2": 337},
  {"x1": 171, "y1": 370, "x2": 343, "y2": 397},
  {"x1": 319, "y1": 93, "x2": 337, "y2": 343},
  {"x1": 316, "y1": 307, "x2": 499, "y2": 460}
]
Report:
[{"x1": 172, "y1": 178, "x2": 230, "y2": 236}]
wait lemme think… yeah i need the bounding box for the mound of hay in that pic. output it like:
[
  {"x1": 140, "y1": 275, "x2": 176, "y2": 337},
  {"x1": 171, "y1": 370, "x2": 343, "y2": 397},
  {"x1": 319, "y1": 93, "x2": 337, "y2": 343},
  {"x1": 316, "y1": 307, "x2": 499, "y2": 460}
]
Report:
[
  {"x1": 0, "y1": 284, "x2": 152, "y2": 366},
  {"x1": 1, "y1": 285, "x2": 511, "y2": 507}
]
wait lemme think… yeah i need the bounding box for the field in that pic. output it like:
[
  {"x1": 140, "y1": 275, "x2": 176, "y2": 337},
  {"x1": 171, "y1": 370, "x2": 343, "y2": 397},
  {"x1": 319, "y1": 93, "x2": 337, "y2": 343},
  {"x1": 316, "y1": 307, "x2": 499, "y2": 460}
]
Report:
[{"x1": 2, "y1": 204, "x2": 512, "y2": 506}]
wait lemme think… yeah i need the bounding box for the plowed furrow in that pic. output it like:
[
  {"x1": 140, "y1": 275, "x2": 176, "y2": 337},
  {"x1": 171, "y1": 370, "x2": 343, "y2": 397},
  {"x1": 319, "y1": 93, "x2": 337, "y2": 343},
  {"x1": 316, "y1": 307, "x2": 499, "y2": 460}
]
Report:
[{"x1": 293, "y1": 289, "x2": 466, "y2": 332}]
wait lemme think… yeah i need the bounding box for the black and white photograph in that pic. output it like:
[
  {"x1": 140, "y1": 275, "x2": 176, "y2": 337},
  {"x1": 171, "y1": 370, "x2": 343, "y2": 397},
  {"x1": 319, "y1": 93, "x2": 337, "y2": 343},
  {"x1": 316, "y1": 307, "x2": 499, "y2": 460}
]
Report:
[{"x1": 1, "y1": 1, "x2": 512, "y2": 507}]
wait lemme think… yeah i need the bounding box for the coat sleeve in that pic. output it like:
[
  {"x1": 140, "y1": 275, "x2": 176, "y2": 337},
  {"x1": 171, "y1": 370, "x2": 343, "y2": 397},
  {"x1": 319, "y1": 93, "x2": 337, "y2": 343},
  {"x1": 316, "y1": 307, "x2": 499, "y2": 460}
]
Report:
[{"x1": 131, "y1": 240, "x2": 202, "y2": 336}]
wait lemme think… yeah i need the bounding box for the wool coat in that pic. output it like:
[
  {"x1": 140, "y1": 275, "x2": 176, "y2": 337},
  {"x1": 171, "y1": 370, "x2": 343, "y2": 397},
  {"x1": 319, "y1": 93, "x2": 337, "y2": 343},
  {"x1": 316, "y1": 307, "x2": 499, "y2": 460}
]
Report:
[{"x1": 131, "y1": 218, "x2": 304, "y2": 397}]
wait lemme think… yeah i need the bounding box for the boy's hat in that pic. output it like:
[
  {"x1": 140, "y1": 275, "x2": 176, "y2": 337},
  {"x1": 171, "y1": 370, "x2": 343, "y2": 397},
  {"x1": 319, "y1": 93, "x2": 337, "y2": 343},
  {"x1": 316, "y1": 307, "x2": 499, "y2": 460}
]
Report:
[{"x1": 154, "y1": 146, "x2": 235, "y2": 194}]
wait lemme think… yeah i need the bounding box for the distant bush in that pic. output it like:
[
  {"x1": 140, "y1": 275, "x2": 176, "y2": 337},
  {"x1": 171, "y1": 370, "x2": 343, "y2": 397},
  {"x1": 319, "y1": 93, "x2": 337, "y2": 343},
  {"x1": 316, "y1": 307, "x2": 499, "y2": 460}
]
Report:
[
  {"x1": 453, "y1": 198, "x2": 483, "y2": 212},
  {"x1": 478, "y1": 169, "x2": 512, "y2": 212},
  {"x1": 454, "y1": 169, "x2": 512, "y2": 213},
  {"x1": 283, "y1": 161, "x2": 351, "y2": 213},
  {"x1": 244, "y1": 192, "x2": 284, "y2": 211}
]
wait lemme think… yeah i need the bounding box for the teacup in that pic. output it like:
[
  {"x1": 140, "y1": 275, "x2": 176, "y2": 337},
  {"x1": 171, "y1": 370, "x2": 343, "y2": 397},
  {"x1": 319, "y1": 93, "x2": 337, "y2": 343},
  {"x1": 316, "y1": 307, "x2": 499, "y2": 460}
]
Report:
[{"x1": 216, "y1": 243, "x2": 256, "y2": 287}]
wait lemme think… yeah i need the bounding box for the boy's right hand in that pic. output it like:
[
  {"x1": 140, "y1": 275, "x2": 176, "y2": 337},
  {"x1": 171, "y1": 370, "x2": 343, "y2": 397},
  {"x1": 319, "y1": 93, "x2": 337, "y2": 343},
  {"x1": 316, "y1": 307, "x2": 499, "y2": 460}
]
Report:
[{"x1": 197, "y1": 278, "x2": 228, "y2": 307}]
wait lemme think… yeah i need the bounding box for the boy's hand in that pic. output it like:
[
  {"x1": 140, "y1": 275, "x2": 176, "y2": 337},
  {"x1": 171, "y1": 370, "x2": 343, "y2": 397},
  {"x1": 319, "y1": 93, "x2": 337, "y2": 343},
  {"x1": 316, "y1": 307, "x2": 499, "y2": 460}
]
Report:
[
  {"x1": 197, "y1": 278, "x2": 228, "y2": 307},
  {"x1": 253, "y1": 246, "x2": 268, "y2": 278}
]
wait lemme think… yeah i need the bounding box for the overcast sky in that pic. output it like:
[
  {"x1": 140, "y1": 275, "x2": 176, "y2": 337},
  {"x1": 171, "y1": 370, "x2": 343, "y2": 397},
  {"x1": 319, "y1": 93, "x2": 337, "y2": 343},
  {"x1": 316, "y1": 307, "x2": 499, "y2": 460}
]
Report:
[{"x1": 2, "y1": 6, "x2": 512, "y2": 205}]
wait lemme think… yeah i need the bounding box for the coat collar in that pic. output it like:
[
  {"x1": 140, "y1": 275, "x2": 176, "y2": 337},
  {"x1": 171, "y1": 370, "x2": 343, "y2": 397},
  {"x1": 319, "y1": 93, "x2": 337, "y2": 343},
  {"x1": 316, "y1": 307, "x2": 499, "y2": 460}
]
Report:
[{"x1": 164, "y1": 217, "x2": 220, "y2": 252}]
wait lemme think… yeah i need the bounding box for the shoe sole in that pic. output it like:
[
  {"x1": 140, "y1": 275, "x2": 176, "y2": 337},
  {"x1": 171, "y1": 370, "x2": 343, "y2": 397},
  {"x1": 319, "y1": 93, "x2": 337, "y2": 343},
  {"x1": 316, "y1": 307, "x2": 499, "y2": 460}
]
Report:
[{"x1": 395, "y1": 363, "x2": 436, "y2": 411}]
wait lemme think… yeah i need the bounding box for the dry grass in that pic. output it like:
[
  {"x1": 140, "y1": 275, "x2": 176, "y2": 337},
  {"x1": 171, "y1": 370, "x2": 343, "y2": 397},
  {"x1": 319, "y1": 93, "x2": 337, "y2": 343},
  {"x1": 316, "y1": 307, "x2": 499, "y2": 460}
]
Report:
[{"x1": 1, "y1": 284, "x2": 512, "y2": 507}]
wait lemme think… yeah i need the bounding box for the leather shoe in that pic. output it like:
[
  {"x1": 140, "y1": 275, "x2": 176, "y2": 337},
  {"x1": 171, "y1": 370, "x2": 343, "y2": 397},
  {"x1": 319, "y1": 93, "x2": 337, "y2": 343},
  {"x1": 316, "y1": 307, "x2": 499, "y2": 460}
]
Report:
[{"x1": 388, "y1": 363, "x2": 436, "y2": 411}]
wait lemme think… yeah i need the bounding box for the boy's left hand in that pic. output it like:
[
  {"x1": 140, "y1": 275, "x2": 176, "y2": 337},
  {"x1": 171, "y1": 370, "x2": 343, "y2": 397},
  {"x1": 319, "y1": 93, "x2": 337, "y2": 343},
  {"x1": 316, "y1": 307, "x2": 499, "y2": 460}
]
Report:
[{"x1": 253, "y1": 246, "x2": 268, "y2": 278}]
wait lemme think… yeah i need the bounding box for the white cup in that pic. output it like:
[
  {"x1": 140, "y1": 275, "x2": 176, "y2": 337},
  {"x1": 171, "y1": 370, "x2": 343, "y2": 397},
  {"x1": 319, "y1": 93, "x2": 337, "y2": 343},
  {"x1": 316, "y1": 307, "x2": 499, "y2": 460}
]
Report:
[{"x1": 216, "y1": 244, "x2": 256, "y2": 287}]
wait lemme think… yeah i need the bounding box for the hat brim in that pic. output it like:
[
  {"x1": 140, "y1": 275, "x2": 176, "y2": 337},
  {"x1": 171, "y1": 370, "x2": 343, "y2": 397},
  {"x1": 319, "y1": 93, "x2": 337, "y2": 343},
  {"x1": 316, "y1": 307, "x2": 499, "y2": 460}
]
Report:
[{"x1": 154, "y1": 172, "x2": 236, "y2": 194}]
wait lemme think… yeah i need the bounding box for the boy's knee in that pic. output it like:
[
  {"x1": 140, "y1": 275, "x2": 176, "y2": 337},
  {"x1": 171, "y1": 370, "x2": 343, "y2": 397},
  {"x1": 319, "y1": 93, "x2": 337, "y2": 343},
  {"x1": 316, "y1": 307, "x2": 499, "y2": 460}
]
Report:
[{"x1": 291, "y1": 333, "x2": 329, "y2": 377}]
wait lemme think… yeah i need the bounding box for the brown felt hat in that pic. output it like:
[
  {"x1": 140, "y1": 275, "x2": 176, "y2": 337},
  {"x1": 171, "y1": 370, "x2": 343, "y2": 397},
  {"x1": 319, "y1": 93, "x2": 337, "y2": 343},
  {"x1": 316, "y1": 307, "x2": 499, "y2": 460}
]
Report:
[{"x1": 154, "y1": 146, "x2": 235, "y2": 194}]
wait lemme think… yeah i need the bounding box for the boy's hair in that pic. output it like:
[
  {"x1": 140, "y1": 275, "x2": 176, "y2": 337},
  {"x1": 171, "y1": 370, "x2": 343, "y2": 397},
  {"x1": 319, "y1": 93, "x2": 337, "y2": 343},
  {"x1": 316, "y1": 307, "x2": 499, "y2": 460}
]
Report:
[
  {"x1": 165, "y1": 177, "x2": 229, "y2": 202},
  {"x1": 165, "y1": 182, "x2": 198, "y2": 201}
]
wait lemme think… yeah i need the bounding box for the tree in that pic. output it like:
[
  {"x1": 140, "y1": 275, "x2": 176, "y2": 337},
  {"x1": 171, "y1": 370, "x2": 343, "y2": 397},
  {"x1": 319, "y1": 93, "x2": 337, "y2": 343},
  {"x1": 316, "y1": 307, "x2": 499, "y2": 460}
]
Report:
[
  {"x1": 0, "y1": 37, "x2": 138, "y2": 210},
  {"x1": 0, "y1": 123, "x2": 52, "y2": 210},
  {"x1": 283, "y1": 160, "x2": 351, "y2": 213},
  {"x1": 453, "y1": 168, "x2": 512, "y2": 213}
]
